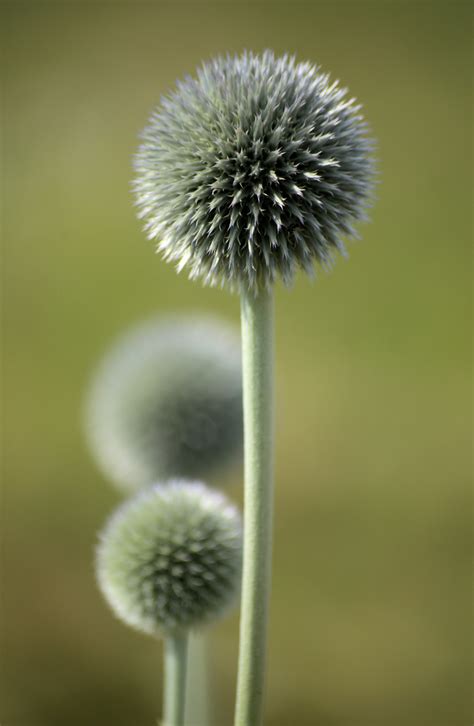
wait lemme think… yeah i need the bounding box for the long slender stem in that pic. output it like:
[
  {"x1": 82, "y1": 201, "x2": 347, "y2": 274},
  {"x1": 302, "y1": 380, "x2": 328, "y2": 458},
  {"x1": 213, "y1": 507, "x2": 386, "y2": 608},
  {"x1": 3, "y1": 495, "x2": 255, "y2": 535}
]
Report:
[
  {"x1": 184, "y1": 632, "x2": 211, "y2": 726},
  {"x1": 163, "y1": 632, "x2": 189, "y2": 726},
  {"x1": 234, "y1": 287, "x2": 274, "y2": 726}
]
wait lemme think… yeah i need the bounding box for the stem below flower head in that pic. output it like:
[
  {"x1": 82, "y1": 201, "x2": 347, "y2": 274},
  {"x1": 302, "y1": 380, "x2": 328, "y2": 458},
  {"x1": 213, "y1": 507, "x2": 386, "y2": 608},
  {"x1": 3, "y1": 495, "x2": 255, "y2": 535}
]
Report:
[
  {"x1": 235, "y1": 287, "x2": 274, "y2": 726},
  {"x1": 185, "y1": 632, "x2": 211, "y2": 726},
  {"x1": 163, "y1": 632, "x2": 188, "y2": 726}
]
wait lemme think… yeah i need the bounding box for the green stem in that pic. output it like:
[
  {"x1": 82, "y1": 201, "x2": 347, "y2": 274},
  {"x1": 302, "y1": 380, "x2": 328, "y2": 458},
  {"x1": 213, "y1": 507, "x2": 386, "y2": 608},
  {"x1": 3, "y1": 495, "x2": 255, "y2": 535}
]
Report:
[
  {"x1": 184, "y1": 632, "x2": 211, "y2": 726},
  {"x1": 234, "y1": 287, "x2": 274, "y2": 726},
  {"x1": 163, "y1": 632, "x2": 189, "y2": 726}
]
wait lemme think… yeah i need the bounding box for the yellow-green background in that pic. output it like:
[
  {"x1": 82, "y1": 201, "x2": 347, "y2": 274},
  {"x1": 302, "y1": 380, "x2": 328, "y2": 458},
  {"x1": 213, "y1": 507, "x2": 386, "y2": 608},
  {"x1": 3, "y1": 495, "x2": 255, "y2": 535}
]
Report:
[{"x1": 2, "y1": 2, "x2": 471, "y2": 725}]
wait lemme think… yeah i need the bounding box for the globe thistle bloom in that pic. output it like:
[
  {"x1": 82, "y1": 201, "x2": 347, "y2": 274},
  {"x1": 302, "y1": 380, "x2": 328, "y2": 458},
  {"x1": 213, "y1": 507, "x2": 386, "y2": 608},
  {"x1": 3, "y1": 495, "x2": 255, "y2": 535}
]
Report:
[
  {"x1": 134, "y1": 50, "x2": 375, "y2": 291},
  {"x1": 96, "y1": 480, "x2": 242, "y2": 634},
  {"x1": 85, "y1": 316, "x2": 242, "y2": 491}
]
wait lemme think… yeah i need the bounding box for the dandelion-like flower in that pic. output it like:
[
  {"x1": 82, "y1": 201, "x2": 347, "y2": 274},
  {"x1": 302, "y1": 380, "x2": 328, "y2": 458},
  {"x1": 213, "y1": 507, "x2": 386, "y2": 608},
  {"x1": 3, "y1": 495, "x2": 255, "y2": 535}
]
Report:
[
  {"x1": 134, "y1": 50, "x2": 375, "y2": 291},
  {"x1": 85, "y1": 316, "x2": 242, "y2": 491},
  {"x1": 96, "y1": 480, "x2": 242, "y2": 634}
]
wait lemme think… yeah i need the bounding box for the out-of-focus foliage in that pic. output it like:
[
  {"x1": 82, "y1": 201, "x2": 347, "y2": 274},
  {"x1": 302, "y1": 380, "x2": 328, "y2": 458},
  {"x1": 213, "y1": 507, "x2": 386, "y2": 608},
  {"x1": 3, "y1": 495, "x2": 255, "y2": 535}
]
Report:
[
  {"x1": 85, "y1": 315, "x2": 242, "y2": 491},
  {"x1": 2, "y1": 2, "x2": 471, "y2": 725}
]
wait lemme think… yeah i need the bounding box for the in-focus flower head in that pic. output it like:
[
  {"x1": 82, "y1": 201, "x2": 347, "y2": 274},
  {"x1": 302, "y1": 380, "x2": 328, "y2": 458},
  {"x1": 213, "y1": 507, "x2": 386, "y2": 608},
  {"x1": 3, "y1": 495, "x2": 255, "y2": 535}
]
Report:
[
  {"x1": 96, "y1": 480, "x2": 242, "y2": 634},
  {"x1": 134, "y1": 50, "x2": 375, "y2": 292},
  {"x1": 85, "y1": 316, "x2": 242, "y2": 491}
]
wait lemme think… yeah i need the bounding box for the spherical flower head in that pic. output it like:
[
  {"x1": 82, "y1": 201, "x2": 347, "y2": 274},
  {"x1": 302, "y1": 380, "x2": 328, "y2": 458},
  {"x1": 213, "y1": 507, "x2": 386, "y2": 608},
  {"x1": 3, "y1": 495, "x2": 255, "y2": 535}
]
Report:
[
  {"x1": 96, "y1": 480, "x2": 242, "y2": 635},
  {"x1": 134, "y1": 50, "x2": 375, "y2": 292},
  {"x1": 85, "y1": 316, "x2": 242, "y2": 492}
]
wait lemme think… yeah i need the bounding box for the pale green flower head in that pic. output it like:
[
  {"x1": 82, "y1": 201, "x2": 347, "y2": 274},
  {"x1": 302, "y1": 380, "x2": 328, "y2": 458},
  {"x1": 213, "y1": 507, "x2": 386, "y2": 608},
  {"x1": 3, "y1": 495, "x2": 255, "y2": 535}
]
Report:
[
  {"x1": 96, "y1": 480, "x2": 243, "y2": 635},
  {"x1": 134, "y1": 50, "x2": 375, "y2": 292},
  {"x1": 85, "y1": 315, "x2": 242, "y2": 492}
]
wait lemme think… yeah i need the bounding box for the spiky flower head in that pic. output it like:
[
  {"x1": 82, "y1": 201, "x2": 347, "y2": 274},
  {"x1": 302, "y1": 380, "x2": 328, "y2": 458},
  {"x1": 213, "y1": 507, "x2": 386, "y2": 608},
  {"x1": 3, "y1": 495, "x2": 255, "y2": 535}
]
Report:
[
  {"x1": 85, "y1": 316, "x2": 242, "y2": 492},
  {"x1": 134, "y1": 50, "x2": 375, "y2": 292},
  {"x1": 96, "y1": 480, "x2": 242, "y2": 635}
]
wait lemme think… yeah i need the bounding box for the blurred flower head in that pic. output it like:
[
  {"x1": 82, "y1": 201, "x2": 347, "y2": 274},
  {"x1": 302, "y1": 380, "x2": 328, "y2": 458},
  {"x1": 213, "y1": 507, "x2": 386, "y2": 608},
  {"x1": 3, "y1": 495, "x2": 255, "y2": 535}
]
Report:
[
  {"x1": 85, "y1": 315, "x2": 242, "y2": 491},
  {"x1": 134, "y1": 50, "x2": 375, "y2": 292},
  {"x1": 96, "y1": 480, "x2": 242, "y2": 635}
]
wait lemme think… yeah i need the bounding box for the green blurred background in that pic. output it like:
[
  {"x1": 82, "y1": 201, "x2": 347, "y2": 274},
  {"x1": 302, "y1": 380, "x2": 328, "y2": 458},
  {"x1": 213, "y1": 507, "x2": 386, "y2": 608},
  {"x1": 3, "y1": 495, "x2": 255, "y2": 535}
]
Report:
[{"x1": 2, "y1": 2, "x2": 472, "y2": 724}]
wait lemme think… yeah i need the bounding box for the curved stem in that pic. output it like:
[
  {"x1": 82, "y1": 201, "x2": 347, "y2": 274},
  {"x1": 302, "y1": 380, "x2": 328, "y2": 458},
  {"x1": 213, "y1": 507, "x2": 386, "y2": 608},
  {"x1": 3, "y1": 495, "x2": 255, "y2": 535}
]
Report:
[
  {"x1": 234, "y1": 287, "x2": 274, "y2": 726},
  {"x1": 163, "y1": 632, "x2": 189, "y2": 726}
]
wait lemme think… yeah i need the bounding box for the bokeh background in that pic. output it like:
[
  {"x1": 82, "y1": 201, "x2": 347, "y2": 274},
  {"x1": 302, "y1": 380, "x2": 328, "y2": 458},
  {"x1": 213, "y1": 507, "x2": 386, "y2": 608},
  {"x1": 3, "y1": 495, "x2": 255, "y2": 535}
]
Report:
[{"x1": 2, "y1": 2, "x2": 472, "y2": 725}]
